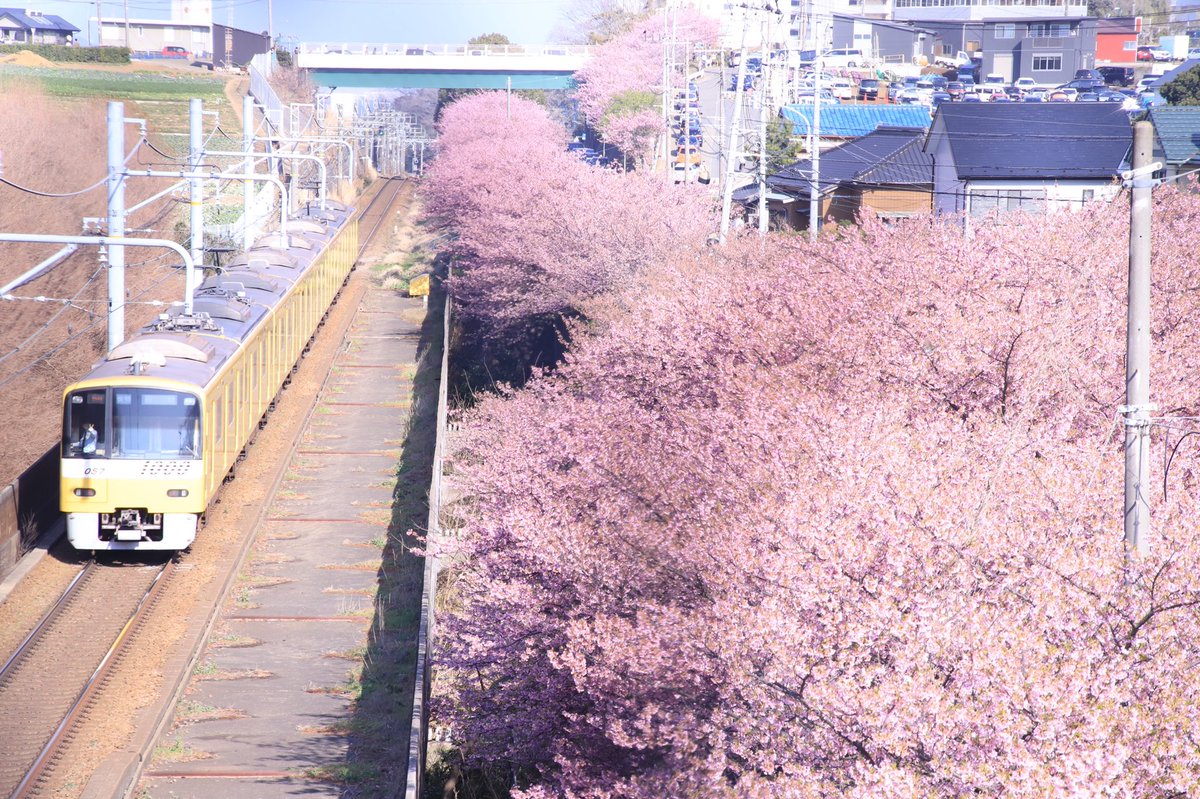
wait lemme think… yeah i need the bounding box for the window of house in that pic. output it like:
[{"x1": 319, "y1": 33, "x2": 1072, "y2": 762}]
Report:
[
  {"x1": 970, "y1": 188, "x2": 1046, "y2": 217},
  {"x1": 1032, "y1": 54, "x2": 1063, "y2": 70},
  {"x1": 1082, "y1": 189, "x2": 1095, "y2": 202},
  {"x1": 1029, "y1": 22, "x2": 1072, "y2": 37},
  {"x1": 1123, "y1": 40, "x2": 1137, "y2": 50},
  {"x1": 995, "y1": 23, "x2": 1016, "y2": 38}
]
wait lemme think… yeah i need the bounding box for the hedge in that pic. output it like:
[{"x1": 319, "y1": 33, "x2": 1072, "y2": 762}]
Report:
[{"x1": 0, "y1": 44, "x2": 131, "y2": 64}]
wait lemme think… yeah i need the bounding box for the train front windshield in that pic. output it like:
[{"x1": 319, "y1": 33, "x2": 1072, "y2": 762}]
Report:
[{"x1": 64, "y1": 388, "x2": 201, "y2": 459}]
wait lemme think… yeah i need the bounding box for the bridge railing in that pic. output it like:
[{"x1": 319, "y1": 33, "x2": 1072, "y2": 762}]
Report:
[{"x1": 295, "y1": 42, "x2": 590, "y2": 58}]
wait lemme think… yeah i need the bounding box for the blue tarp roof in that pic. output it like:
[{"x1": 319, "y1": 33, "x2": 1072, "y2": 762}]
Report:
[{"x1": 780, "y1": 104, "x2": 933, "y2": 138}]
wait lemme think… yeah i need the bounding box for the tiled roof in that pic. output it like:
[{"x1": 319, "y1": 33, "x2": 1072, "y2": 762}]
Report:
[
  {"x1": 768, "y1": 126, "x2": 931, "y2": 199},
  {"x1": 0, "y1": 8, "x2": 79, "y2": 32},
  {"x1": 1149, "y1": 60, "x2": 1200, "y2": 89},
  {"x1": 1096, "y1": 16, "x2": 1138, "y2": 34},
  {"x1": 780, "y1": 104, "x2": 933, "y2": 139},
  {"x1": 928, "y1": 103, "x2": 1131, "y2": 180},
  {"x1": 1148, "y1": 105, "x2": 1200, "y2": 165}
]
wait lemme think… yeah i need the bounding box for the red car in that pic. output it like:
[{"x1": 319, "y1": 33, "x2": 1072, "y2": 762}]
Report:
[{"x1": 162, "y1": 45, "x2": 190, "y2": 59}]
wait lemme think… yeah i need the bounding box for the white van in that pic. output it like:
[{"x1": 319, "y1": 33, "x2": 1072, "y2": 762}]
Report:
[
  {"x1": 817, "y1": 48, "x2": 867, "y2": 68},
  {"x1": 974, "y1": 85, "x2": 1008, "y2": 101}
]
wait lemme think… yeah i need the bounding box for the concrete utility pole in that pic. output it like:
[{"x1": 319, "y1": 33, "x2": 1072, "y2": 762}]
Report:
[
  {"x1": 106, "y1": 100, "x2": 126, "y2": 350},
  {"x1": 719, "y1": 17, "x2": 751, "y2": 244},
  {"x1": 244, "y1": 95, "x2": 254, "y2": 252},
  {"x1": 94, "y1": 0, "x2": 102, "y2": 46},
  {"x1": 189, "y1": 99, "x2": 204, "y2": 272},
  {"x1": 757, "y1": 20, "x2": 769, "y2": 235},
  {"x1": 1123, "y1": 119, "x2": 1155, "y2": 556}
]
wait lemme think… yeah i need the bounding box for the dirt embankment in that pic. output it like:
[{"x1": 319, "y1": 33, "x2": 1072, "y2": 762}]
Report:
[{"x1": 0, "y1": 83, "x2": 186, "y2": 485}]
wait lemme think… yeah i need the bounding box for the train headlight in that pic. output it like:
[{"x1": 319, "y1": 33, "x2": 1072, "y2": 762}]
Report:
[
  {"x1": 73, "y1": 488, "x2": 96, "y2": 497},
  {"x1": 167, "y1": 489, "x2": 189, "y2": 498}
]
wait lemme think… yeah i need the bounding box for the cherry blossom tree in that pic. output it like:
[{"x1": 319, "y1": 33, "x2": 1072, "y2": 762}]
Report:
[
  {"x1": 573, "y1": 8, "x2": 719, "y2": 163},
  {"x1": 436, "y1": 190, "x2": 1200, "y2": 798},
  {"x1": 421, "y1": 90, "x2": 716, "y2": 384}
]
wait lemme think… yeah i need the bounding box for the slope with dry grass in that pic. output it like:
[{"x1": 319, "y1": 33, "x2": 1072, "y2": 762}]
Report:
[{"x1": 0, "y1": 80, "x2": 188, "y2": 484}]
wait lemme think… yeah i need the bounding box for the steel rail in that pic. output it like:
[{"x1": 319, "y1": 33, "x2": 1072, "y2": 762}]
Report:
[
  {"x1": 0, "y1": 565, "x2": 91, "y2": 683},
  {"x1": 10, "y1": 561, "x2": 173, "y2": 799}
]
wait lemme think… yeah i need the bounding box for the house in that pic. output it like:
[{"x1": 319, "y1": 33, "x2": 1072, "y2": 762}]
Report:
[
  {"x1": 735, "y1": 126, "x2": 933, "y2": 230},
  {"x1": 212, "y1": 23, "x2": 270, "y2": 69},
  {"x1": 0, "y1": 8, "x2": 78, "y2": 45},
  {"x1": 1147, "y1": 106, "x2": 1200, "y2": 182},
  {"x1": 99, "y1": 16, "x2": 211, "y2": 58},
  {"x1": 1095, "y1": 16, "x2": 1140, "y2": 64},
  {"x1": 828, "y1": 14, "x2": 937, "y2": 64},
  {"x1": 918, "y1": 17, "x2": 1098, "y2": 84},
  {"x1": 925, "y1": 103, "x2": 1130, "y2": 220}
]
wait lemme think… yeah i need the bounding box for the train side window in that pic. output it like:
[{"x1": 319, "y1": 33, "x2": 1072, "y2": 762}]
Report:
[
  {"x1": 213, "y1": 396, "x2": 223, "y2": 443},
  {"x1": 63, "y1": 390, "x2": 107, "y2": 457}
]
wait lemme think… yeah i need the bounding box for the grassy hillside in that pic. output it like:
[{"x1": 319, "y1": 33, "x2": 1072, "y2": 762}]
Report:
[{"x1": 0, "y1": 62, "x2": 244, "y2": 484}]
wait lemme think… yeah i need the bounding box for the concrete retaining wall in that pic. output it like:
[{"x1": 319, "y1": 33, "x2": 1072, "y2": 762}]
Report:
[{"x1": 0, "y1": 447, "x2": 58, "y2": 582}]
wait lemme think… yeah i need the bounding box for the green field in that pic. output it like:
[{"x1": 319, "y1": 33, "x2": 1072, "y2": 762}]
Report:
[{"x1": 0, "y1": 63, "x2": 235, "y2": 138}]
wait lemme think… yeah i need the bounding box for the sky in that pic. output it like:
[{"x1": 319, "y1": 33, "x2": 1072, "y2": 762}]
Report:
[{"x1": 26, "y1": 0, "x2": 581, "y2": 47}]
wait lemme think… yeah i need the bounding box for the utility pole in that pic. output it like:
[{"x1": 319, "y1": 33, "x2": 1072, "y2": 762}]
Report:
[
  {"x1": 189, "y1": 99, "x2": 204, "y2": 272},
  {"x1": 106, "y1": 100, "x2": 126, "y2": 350},
  {"x1": 1123, "y1": 119, "x2": 1155, "y2": 556},
  {"x1": 122, "y1": 0, "x2": 129, "y2": 49},
  {"x1": 757, "y1": 19, "x2": 769, "y2": 234},
  {"x1": 94, "y1": 0, "x2": 102, "y2": 46},
  {"x1": 719, "y1": 16, "x2": 751, "y2": 243},
  {"x1": 243, "y1": 95, "x2": 255, "y2": 252}
]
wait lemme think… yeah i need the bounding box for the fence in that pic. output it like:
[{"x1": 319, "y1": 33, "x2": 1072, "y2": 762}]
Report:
[
  {"x1": 404, "y1": 294, "x2": 450, "y2": 799},
  {"x1": 249, "y1": 51, "x2": 287, "y2": 136}
]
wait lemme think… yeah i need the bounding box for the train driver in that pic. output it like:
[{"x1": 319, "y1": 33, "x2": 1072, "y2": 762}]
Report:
[{"x1": 82, "y1": 423, "x2": 98, "y2": 456}]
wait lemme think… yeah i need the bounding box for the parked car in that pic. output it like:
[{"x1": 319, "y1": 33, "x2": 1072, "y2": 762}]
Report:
[
  {"x1": 829, "y1": 78, "x2": 855, "y2": 100},
  {"x1": 983, "y1": 73, "x2": 1007, "y2": 85},
  {"x1": 1074, "y1": 68, "x2": 1104, "y2": 82},
  {"x1": 974, "y1": 85, "x2": 1008, "y2": 101},
  {"x1": 1138, "y1": 45, "x2": 1170, "y2": 61},
  {"x1": 1189, "y1": 48, "x2": 1200, "y2": 60},
  {"x1": 816, "y1": 47, "x2": 866, "y2": 68},
  {"x1": 1098, "y1": 66, "x2": 1135, "y2": 86},
  {"x1": 729, "y1": 74, "x2": 755, "y2": 91},
  {"x1": 1136, "y1": 75, "x2": 1160, "y2": 91},
  {"x1": 945, "y1": 81, "x2": 965, "y2": 100},
  {"x1": 1097, "y1": 90, "x2": 1127, "y2": 102},
  {"x1": 1062, "y1": 77, "x2": 1105, "y2": 92},
  {"x1": 858, "y1": 77, "x2": 882, "y2": 100},
  {"x1": 929, "y1": 91, "x2": 953, "y2": 110},
  {"x1": 162, "y1": 45, "x2": 190, "y2": 59},
  {"x1": 794, "y1": 88, "x2": 839, "y2": 104},
  {"x1": 1012, "y1": 77, "x2": 1040, "y2": 92},
  {"x1": 892, "y1": 86, "x2": 923, "y2": 104}
]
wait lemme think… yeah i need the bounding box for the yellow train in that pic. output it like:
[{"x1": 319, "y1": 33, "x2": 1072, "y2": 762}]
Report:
[{"x1": 60, "y1": 205, "x2": 358, "y2": 550}]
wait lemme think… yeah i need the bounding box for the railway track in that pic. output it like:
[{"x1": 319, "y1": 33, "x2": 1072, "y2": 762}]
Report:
[
  {"x1": 0, "y1": 557, "x2": 174, "y2": 798},
  {"x1": 356, "y1": 175, "x2": 410, "y2": 259},
  {"x1": 0, "y1": 174, "x2": 419, "y2": 799}
]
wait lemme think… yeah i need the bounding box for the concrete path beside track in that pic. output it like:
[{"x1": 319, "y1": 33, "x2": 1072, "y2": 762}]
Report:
[{"x1": 131, "y1": 282, "x2": 427, "y2": 798}]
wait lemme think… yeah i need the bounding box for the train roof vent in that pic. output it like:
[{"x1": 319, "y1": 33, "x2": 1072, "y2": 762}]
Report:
[
  {"x1": 211, "y1": 271, "x2": 282, "y2": 292},
  {"x1": 228, "y1": 251, "x2": 298, "y2": 270},
  {"x1": 192, "y1": 298, "x2": 253, "y2": 322},
  {"x1": 256, "y1": 233, "x2": 314, "y2": 251},
  {"x1": 108, "y1": 334, "x2": 216, "y2": 364},
  {"x1": 289, "y1": 219, "x2": 327, "y2": 235}
]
